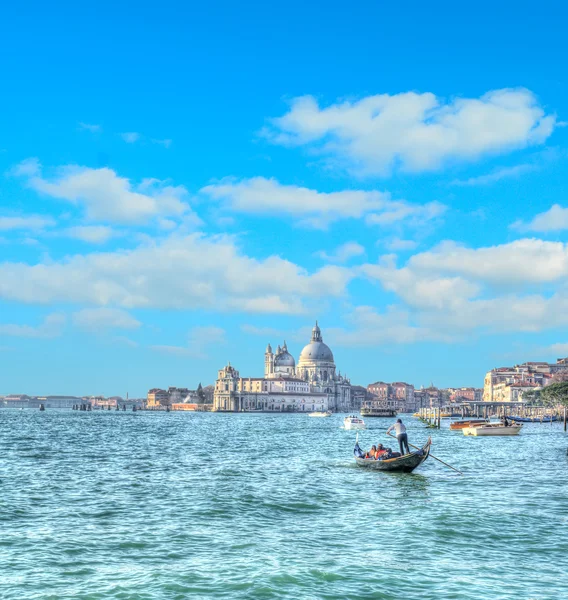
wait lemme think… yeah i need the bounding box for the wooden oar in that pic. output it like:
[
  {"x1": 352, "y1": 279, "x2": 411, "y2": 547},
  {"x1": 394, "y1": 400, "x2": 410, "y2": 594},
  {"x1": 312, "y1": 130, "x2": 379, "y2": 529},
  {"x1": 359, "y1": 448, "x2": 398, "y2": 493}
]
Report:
[{"x1": 387, "y1": 431, "x2": 463, "y2": 475}]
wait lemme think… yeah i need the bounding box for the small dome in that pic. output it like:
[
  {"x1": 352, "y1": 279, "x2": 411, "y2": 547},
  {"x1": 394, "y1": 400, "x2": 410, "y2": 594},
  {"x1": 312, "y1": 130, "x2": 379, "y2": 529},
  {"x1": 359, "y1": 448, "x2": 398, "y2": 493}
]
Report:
[
  {"x1": 299, "y1": 341, "x2": 334, "y2": 363},
  {"x1": 274, "y1": 351, "x2": 295, "y2": 367}
]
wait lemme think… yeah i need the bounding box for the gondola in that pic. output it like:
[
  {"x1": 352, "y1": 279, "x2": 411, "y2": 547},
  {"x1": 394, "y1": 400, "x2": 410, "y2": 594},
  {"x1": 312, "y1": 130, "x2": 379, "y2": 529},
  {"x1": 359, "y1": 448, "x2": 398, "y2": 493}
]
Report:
[{"x1": 353, "y1": 437, "x2": 431, "y2": 473}]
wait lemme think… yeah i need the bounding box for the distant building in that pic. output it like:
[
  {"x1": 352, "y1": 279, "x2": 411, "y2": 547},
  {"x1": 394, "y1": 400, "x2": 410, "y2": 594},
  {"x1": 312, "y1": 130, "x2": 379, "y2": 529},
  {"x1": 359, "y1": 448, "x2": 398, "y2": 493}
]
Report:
[
  {"x1": 366, "y1": 381, "x2": 415, "y2": 412},
  {"x1": 350, "y1": 385, "x2": 369, "y2": 410},
  {"x1": 36, "y1": 395, "x2": 83, "y2": 409},
  {"x1": 147, "y1": 388, "x2": 169, "y2": 408},
  {"x1": 214, "y1": 322, "x2": 351, "y2": 412},
  {"x1": 447, "y1": 387, "x2": 483, "y2": 403},
  {"x1": 1, "y1": 394, "x2": 33, "y2": 408},
  {"x1": 483, "y1": 358, "x2": 568, "y2": 402}
]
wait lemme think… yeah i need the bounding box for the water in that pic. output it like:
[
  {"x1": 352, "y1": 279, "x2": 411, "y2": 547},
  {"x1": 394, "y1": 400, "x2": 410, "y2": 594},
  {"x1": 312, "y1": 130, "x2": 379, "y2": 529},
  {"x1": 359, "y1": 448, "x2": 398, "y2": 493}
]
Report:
[{"x1": 1, "y1": 411, "x2": 567, "y2": 599}]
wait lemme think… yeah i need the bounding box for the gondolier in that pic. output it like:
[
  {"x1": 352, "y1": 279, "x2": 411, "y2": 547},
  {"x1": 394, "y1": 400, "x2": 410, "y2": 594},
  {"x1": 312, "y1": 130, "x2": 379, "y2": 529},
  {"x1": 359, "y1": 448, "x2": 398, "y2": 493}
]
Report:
[{"x1": 387, "y1": 418, "x2": 410, "y2": 455}]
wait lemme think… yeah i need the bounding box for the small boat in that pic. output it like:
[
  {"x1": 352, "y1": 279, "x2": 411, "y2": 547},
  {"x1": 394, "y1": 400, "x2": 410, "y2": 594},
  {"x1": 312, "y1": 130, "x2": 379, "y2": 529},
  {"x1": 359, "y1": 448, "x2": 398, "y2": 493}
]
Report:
[
  {"x1": 308, "y1": 411, "x2": 332, "y2": 418},
  {"x1": 361, "y1": 407, "x2": 397, "y2": 417},
  {"x1": 463, "y1": 423, "x2": 522, "y2": 436},
  {"x1": 354, "y1": 437, "x2": 431, "y2": 473},
  {"x1": 449, "y1": 419, "x2": 488, "y2": 431},
  {"x1": 508, "y1": 415, "x2": 558, "y2": 423},
  {"x1": 344, "y1": 415, "x2": 366, "y2": 430}
]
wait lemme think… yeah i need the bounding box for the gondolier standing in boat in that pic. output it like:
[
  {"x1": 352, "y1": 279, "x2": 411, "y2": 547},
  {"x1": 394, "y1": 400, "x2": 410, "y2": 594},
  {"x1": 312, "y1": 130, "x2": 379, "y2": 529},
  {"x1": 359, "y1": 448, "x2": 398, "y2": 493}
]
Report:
[{"x1": 387, "y1": 418, "x2": 410, "y2": 455}]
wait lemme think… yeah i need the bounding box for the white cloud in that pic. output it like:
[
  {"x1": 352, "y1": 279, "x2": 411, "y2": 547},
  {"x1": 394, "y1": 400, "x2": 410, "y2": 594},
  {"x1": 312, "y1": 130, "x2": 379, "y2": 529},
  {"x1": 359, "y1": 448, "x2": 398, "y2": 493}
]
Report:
[
  {"x1": 79, "y1": 122, "x2": 101, "y2": 133},
  {"x1": 72, "y1": 308, "x2": 141, "y2": 331},
  {"x1": 121, "y1": 132, "x2": 140, "y2": 143},
  {"x1": 451, "y1": 163, "x2": 538, "y2": 186},
  {"x1": 315, "y1": 241, "x2": 365, "y2": 263},
  {"x1": 65, "y1": 226, "x2": 115, "y2": 244},
  {"x1": 0, "y1": 313, "x2": 65, "y2": 338},
  {"x1": 201, "y1": 177, "x2": 445, "y2": 229},
  {"x1": 405, "y1": 239, "x2": 568, "y2": 287},
  {"x1": 544, "y1": 342, "x2": 568, "y2": 356},
  {"x1": 151, "y1": 325, "x2": 226, "y2": 359},
  {"x1": 0, "y1": 233, "x2": 352, "y2": 314},
  {"x1": 327, "y1": 306, "x2": 452, "y2": 346},
  {"x1": 384, "y1": 238, "x2": 418, "y2": 252},
  {"x1": 360, "y1": 239, "x2": 568, "y2": 335},
  {"x1": 365, "y1": 201, "x2": 446, "y2": 226},
  {"x1": 513, "y1": 204, "x2": 568, "y2": 233},
  {"x1": 0, "y1": 215, "x2": 55, "y2": 231},
  {"x1": 12, "y1": 159, "x2": 193, "y2": 225},
  {"x1": 265, "y1": 88, "x2": 555, "y2": 176}
]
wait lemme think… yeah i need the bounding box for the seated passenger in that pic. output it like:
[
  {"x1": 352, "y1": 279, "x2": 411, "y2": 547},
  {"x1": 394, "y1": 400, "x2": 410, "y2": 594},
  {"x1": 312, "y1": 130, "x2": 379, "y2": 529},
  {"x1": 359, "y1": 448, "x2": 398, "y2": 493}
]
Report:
[
  {"x1": 375, "y1": 444, "x2": 388, "y2": 459},
  {"x1": 365, "y1": 445, "x2": 377, "y2": 459}
]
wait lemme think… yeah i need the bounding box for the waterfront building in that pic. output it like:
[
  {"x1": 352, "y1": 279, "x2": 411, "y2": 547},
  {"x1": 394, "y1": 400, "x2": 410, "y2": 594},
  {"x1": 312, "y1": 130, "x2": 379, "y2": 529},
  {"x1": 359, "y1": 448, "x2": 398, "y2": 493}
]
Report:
[
  {"x1": 214, "y1": 322, "x2": 351, "y2": 412},
  {"x1": 350, "y1": 385, "x2": 369, "y2": 411},
  {"x1": 147, "y1": 388, "x2": 169, "y2": 408},
  {"x1": 35, "y1": 395, "x2": 83, "y2": 409},
  {"x1": 366, "y1": 381, "x2": 415, "y2": 412},
  {"x1": 492, "y1": 380, "x2": 538, "y2": 403},
  {"x1": 482, "y1": 357, "x2": 568, "y2": 402},
  {"x1": 146, "y1": 387, "x2": 203, "y2": 409},
  {"x1": 1, "y1": 394, "x2": 33, "y2": 408},
  {"x1": 447, "y1": 387, "x2": 483, "y2": 403}
]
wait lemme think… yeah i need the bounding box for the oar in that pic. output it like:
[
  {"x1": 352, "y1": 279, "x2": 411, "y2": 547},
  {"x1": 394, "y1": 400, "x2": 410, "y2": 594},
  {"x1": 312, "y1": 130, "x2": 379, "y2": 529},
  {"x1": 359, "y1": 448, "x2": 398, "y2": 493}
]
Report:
[{"x1": 387, "y1": 431, "x2": 463, "y2": 475}]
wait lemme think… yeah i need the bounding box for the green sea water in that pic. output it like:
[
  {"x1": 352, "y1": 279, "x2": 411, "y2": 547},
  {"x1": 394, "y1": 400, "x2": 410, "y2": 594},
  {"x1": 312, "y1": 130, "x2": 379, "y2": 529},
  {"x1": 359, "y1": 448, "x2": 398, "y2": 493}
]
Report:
[{"x1": 1, "y1": 410, "x2": 567, "y2": 599}]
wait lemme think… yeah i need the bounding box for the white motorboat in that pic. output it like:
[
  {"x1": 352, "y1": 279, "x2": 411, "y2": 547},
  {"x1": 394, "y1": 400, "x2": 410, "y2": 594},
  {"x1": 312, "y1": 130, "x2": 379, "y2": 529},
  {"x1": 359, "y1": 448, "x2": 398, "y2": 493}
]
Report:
[
  {"x1": 308, "y1": 411, "x2": 332, "y2": 418},
  {"x1": 463, "y1": 423, "x2": 522, "y2": 436},
  {"x1": 344, "y1": 415, "x2": 366, "y2": 430}
]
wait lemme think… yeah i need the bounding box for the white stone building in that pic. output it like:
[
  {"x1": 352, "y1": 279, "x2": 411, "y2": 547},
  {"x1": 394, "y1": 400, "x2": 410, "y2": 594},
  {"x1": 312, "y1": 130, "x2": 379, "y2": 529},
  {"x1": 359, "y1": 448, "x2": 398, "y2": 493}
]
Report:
[{"x1": 214, "y1": 322, "x2": 351, "y2": 412}]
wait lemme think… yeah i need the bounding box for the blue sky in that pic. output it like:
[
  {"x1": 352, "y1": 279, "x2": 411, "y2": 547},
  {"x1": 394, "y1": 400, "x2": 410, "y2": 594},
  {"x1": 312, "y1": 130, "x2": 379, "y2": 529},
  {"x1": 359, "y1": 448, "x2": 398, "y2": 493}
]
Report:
[{"x1": 1, "y1": 0, "x2": 568, "y2": 396}]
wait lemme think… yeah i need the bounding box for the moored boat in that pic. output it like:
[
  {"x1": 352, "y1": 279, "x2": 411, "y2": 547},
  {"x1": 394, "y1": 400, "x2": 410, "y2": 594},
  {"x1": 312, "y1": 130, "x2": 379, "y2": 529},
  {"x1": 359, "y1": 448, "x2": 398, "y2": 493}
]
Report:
[
  {"x1": 344, "y1": 415, "x2": 366, "y2": 430},
  {"x1": 463, "y1": 423, "x2": 522, "y2": 436},
  {"x1": 354, "y1": 437, "x2": 431, "y2": 473},
  {"x1": 449, "y1": 419, "x2": 488, "y2": 431},
  {"x1": 508, "y1": 415, "x2": 557, "y2": 423},
  {"x1": 308, "y1": 410, "x2": 332, "y2": 418},
  {"x1": 361, "y1": 407, "x2": 397, "y2": 417}
]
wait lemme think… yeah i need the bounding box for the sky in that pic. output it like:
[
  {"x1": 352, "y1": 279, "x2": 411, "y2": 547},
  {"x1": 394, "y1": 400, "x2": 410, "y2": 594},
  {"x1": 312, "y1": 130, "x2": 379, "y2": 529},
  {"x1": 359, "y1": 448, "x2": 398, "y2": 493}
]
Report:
[{"x1": 1, "y1": 0, "x2": 568, "y2": 397}]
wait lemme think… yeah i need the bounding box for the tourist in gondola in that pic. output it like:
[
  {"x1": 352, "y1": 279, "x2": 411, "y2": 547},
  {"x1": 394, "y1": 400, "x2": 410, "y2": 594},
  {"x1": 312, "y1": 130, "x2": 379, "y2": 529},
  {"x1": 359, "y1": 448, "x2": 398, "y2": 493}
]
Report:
[
  {"x1": 375, "y1": 444, "x2": 388, "y2": 459},
  {"x1": 387, "y1": 418, "x2": 410, "y2": 455},
  {"x1": 364, "y1": 445, "x2": 377, "y2": 459}
]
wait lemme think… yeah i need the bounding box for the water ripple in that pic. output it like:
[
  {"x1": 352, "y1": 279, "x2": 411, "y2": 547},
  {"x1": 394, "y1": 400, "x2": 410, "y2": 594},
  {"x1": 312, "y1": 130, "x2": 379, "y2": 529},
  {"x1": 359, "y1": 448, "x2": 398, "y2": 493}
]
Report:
[{"x1": 1, "y1": 410, "x2": 567, "y2": 598}]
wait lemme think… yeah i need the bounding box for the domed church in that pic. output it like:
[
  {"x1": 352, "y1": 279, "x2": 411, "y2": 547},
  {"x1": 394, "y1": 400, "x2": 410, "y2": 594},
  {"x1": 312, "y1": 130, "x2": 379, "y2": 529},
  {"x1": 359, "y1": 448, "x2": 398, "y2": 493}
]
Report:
[{"x1": 214, "y1": 322, "x2": 351, "y2": 412}]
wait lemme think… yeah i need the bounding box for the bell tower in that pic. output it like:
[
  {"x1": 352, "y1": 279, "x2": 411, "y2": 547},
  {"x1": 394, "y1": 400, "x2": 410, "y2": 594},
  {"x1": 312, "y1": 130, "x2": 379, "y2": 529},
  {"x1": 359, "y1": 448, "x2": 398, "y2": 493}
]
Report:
[{"x1": 264, "y1": 343, "x2": 274, "y2": 377}]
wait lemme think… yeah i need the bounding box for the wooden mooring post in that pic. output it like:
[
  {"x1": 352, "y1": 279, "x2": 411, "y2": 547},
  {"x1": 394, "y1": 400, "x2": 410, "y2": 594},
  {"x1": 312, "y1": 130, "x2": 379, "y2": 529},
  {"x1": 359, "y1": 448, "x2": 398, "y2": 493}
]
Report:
[{"x1": 564, "y1": 406, "x2": 567, "y2": 433}]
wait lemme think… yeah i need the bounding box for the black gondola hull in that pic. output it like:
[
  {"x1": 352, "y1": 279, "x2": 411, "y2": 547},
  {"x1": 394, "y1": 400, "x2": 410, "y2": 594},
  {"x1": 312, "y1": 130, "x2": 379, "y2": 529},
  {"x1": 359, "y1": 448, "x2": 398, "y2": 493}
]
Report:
[{"x1": 354, "y1": 437, "x2": 431, "y2": 473}]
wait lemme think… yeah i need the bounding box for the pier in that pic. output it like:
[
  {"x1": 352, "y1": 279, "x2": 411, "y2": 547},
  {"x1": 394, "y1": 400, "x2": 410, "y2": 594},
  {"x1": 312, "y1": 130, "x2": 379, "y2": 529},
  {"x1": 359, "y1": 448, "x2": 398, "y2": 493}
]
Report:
[{"x1": 416, "y1": 402, "x2": 564, "y2": 428}]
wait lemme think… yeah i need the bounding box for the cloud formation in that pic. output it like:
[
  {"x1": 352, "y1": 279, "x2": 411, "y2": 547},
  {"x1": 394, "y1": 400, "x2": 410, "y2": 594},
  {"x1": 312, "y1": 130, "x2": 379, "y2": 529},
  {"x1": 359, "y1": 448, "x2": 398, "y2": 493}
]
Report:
[
  {"x1": 72, "y1": 308, "x2": 141, "y2": 331},
  {"x1": 0, "y1": 215, "x2": 55, "y2": 231},
  {"x1": 360, "y1": 238, "x2": 568, "y2": 336},
  {"x1": 451, "y1": 163, "x2": 538, "y2": 186},
  {"x1": 513, "y1": 204, "x2": 568, "y2": 233},
  {"x1": 121, "y1": 132, "x2": 141, "y2": 143},
  {"x1": 315, "y1": 242, "x2": 365, "y2": 263},
  {"x1": 0, "y1": 233, "x2": 352, "y2": 314},
  {"x1": 201, "y1": 177, "x2": 445, "y2": 229},
  {"x1": 12, "y1": 159, "x2": 192, "y2": 225},
  {"x1": 65, "y1": 226, "x2": 115, "y2": 244},
  {"x1": 265, "y1": 88, "x2": 555, "y2": 175},
  {"x1": 151, "y1": 325, "x2": 226, "y2": 359},
  {"x1": 0, "y1": 313, "x2": 65, "y2": 338}
]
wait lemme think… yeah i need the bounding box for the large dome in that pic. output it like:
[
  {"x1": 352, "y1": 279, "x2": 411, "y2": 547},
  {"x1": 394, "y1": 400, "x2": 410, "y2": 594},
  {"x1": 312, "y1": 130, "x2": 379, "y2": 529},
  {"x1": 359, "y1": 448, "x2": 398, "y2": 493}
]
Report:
[
  {"x1": 299, "y1": 341, "x2": 334, "y2": 363},
  {"x1": 274, "y1": 351, "x2": 295, "y2": 367}
]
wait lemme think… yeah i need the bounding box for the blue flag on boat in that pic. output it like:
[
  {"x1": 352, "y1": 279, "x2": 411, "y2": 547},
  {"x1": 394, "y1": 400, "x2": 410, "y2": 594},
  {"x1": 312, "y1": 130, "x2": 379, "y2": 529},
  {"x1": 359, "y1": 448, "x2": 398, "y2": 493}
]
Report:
[{"x1": 354, "y1": 441, "x2": 364, "y2": 458}]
